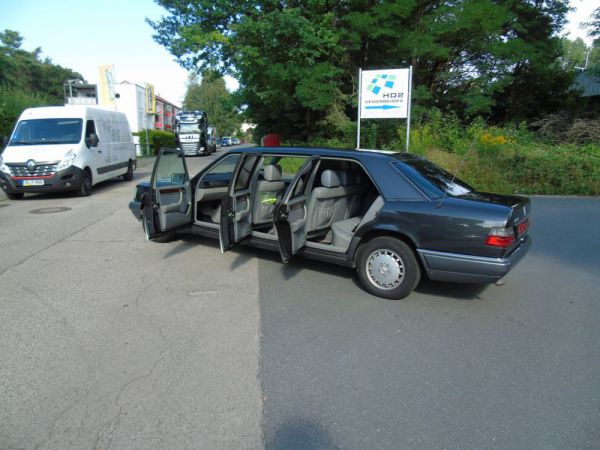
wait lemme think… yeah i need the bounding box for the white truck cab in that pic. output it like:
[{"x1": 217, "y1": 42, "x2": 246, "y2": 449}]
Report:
[{"x1": 0, "y1": 106, "x2": 136, "y2": 199}]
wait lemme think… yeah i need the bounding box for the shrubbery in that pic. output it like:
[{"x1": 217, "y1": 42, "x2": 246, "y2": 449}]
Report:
[
  {"x1": 300, "y1": 108, "x2": 600, "y2": 196},
  {"x1": 136, "y1": 129, "x2": 177, "y2": 156}
]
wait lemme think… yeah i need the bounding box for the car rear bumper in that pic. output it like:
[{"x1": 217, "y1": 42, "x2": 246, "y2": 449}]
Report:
[
  {"x1": 417, "y1": 235, "x2": 531, "y2": 283},
  {"x1": 0, "y1": 166, "x2": 84, "y2": 195}
]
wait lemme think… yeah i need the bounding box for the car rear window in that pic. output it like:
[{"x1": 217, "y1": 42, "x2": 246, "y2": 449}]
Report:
[{"x1": 392, "y1": 159, "x2": 473, "y2": 198}]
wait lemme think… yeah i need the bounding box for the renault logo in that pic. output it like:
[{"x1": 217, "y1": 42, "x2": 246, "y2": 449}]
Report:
[{"x1": 26, "y1": 160, "x2": 36, "y2": 172}]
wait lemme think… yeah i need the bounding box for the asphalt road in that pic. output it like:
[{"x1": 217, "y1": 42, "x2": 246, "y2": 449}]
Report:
[
  {"x1": 1, "y1": 148, "x2": 599, "y2": 449},
  {"x1": 0, "y1": 147, "x2": 263, "y2": 450},
  {"x1": 259, "y1": 197, "x2": 600, "y2": 450}
]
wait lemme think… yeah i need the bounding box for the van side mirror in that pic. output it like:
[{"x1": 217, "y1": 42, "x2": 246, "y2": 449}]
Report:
[{"x1": 86, "y1": 133, "x2": 99, "y2": 148}]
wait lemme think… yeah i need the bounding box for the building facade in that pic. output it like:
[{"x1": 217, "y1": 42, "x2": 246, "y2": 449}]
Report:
[{"x1": 63, "y1": 80, "x2": 180, "y2": 133}]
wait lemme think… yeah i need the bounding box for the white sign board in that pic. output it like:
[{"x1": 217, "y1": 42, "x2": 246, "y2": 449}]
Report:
[{"x1": 360, "y1": 68, "x2": 410, "y2": 119}]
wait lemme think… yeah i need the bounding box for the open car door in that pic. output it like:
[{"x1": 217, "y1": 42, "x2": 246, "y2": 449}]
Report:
[
  {"x1": 219, "y1": 154, "x2": 261, "y2": 252},
  {"x1": 142, "y1": 148, "x2": 192, "y2": 240},
  {"x1": 273, "y1": 157, "x2": 319, "y2": 263}
]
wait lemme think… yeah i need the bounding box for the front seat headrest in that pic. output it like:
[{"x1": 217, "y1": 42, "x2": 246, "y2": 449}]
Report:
[
  {"x1": 321, "y1": 170, "x2": 341, "y2": 188},
  {"x1": 263, "y1": 164, "x2": 282, "y2": 182}
]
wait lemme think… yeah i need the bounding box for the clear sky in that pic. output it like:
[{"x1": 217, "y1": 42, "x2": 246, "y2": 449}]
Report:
[
  {"x1": 564, "y1": 0, "x2": 597, "y2": 45},
  {"x1": 0, "y1": 0, "x2": 239, "y2": 106},
  {"x1": 0, "y1": 0, "x2": 596, "y2": 107}
]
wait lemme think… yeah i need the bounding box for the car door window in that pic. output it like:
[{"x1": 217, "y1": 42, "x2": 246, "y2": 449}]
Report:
[
  {"x1": 235, "y1": 155, "x2": 260, "y2": 190},
  {"x1": 200, "y1": 154, "x2": 241, "y2": 187},
  {"x1": 154, "y1": 151, "x2": 188, "y2": 187}
]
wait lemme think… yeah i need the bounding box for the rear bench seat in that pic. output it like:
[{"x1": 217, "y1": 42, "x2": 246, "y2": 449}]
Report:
[{"x1": 331, "y1": 216, "x2": 362, "y2": 249}]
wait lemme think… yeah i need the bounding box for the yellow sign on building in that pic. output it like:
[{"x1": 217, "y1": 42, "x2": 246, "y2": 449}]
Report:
[
  {"x1": 98, "y1": 65, "x2": 115, "y2": 106},
  {"x1": 145, "y1": 83, "x2": 156, "y2": 113}
]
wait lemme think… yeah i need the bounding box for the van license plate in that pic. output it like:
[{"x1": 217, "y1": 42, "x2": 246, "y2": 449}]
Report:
[{"x1": 22, "y1": 179, "x2": 44, "y2": 186}]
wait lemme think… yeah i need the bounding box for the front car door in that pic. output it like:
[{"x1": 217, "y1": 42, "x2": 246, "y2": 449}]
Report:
[
  {"x1": 273, "y1": 157, "x2": 319, "y2": 263},
  {"x1": 219, "y1": 154, "x2": 261, "y2": 251},
  {"x1": 142, "y1": 148, "x2": 192, "y2": 240}
]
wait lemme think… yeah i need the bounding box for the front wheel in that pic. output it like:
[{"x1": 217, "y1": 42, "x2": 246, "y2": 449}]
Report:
[
  {"x1": 78, "y1": 170, "x2": 92, "y2": 197},
  {"x1": 123, "y1": 160, "x2": 134, "y2": 181},
  {"x1": 356, "y1": 236, "x2": 421, "y2": 300}
]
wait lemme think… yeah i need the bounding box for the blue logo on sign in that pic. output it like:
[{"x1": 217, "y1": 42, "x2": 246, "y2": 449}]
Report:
[{"x1": 367, "y1": 74, "x2": 397, "y2": 95}]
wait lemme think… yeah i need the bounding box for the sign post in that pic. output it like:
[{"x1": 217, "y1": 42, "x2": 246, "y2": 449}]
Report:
[
  {"x1": 145, "y1": 83, "x2": 156, "y2": 156},
  {"x1": 356, "y1": 67, "x2": 412, "y2": 152}
]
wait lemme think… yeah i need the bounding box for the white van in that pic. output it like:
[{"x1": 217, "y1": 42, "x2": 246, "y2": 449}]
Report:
[{"x1": 0, "y1": 106, "x2": 136, "y2": 199}]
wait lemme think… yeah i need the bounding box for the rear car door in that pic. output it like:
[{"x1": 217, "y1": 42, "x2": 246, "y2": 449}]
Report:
[
  {"x1": 142, "y1": 148, "x2": 192, "y2": 240},
  {"x1": 273, "y1": 157, "x2": 319, "y2": 263},
  {"x1": 219, "y1": 154, "x2": 261, "y2": 251}
]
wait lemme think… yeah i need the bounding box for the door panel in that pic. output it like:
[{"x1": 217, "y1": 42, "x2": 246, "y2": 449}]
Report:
[
  {"x1": 274, "y1": 157, "x2": 319, "y2": 263},
  {"x1": 195, "y1": 153, "x2": 241, "y2": 224},
  {"x1": 219, "y1": 154, "x2": 260, "y2": 251},
  {"x1": 143, "y1": 148, "x2": 191, "y2": 239}
]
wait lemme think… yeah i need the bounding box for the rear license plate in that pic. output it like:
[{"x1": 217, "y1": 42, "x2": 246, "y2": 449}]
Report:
[
  {"x1": 21, "y1": 179, "x2": 45, "y2": 186},
  {"x1": 516, "y1": 218, "x2": 529, "y2": 236}
]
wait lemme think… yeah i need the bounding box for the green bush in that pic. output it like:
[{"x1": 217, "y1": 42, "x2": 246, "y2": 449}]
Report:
[{"x1": 137, "y1": 129, "x2": 177, "y2": 156}]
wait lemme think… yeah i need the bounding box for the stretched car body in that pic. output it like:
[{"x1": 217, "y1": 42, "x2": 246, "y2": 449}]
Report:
[{"x1": 129, "y1": 147, "x2": 531, "y2": 299}]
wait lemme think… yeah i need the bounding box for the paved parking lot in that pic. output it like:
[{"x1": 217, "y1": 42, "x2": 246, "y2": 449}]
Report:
[{"x1": 1, "y1": 149, "x2": 599, "y2": 449}]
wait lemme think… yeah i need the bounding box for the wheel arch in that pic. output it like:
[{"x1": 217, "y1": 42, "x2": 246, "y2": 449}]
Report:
[{"x1": 349, "y1": 226, "x2": 423, "y2": 271}]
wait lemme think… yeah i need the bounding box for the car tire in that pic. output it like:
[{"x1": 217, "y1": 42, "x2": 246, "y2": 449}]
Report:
[
  {"x1": 78, "y1": 169, "x2": 93, "y2": 197},
  {"x1": 6, "y1": 192, "x2": 24, "y2": 200},
  {"x1": 356, "y1": 236, "x2": 421, "y2": 300},
  {"x1": 123, "y1": 160, "x2": 134, "y2": 181}
]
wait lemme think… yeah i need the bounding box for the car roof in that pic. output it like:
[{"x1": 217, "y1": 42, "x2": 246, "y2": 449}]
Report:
[{"x1": 235, "y1": 146, "x2": 422, "y2": 162}]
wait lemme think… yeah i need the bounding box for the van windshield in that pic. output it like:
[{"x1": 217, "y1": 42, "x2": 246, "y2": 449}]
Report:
[{"x1": 9, "y1": 119, "x2": 83, "y2": 146}]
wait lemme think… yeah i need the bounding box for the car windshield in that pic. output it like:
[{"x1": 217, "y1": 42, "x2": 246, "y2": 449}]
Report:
[
  {"x1": 178, "y1": 123, "x2": 200, "y2": 133},
  {"x1": 392, "y1": 157, "x2": 473, "y2": 198},
  {"x1": 9, "y1": 118, "x2": 83, "y2": 146}
]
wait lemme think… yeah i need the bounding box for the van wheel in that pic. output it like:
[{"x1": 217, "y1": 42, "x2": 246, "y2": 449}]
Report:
[
  {"x1": 123, "y1": 160, "x2": 134, "y2": 181},
  {"x1": 78, "y1": 169, "x2": 93, "y2": 196},
  {"x1": 7, "y1": 192, "x2": 24, "y2": 200},
  {"x1": 356, "y1": 237, "x2": 420, "y2": 300}
]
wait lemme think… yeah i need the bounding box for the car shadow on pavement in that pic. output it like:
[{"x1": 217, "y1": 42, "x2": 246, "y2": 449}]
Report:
[
  {"x1": 161, "y1": 234, "x2": 490, "y2": 301},
  {"x1": 415, "y1": 278, "x2": 489, "y2": 300},
  {"x1": 267, "y1": 417, "x2": 338, "y2": 450}
]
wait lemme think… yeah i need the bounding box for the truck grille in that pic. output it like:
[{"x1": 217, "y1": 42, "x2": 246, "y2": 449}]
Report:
[
  {"x1": 8, "y1": 163, "x2": 59, "y2": 177},
  {"x1": 181, "y1": 142, "x2": 200, "y2": 155}
]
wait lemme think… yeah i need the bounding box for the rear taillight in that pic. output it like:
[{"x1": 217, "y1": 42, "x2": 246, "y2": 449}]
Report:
[
  {"x1": 485, "y1": 227, "x2": 516, "y2": 248},
  {"x1": 516, "y1": 218, "x2": 529, "y2": 236}
]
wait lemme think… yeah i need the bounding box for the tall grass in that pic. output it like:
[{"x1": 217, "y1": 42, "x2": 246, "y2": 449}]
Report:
[{"x1": 303, "y1": 109, "x2": 600, "y2": 196}]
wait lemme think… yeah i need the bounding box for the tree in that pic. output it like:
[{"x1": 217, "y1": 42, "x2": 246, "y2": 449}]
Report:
[
  {"x1": 183, "y1": 72, "x2": 241, "y2": 136},
  {"x1": 0, "y1": 29, "x2": 84, "y2": 104},
  {"x1": 149, "y1": 1, "x2": 576, "y2": 140},
  {"x1": 0, "y1": 30, "x2": 84, "y2": 141},
  {"x1": 585, "y1": 7, "x2": 600, "y2": 46},
  {"x1": 560, "y1": 38, "x2": 590, "y2": 70}
]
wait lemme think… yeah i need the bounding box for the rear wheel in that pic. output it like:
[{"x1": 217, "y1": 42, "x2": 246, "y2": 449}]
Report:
[
  {"x1": 123, "y1": 160, "x2": 134, "y2": 181},
  {"x1": 6, "y1": 192, "x2": 24, "y2": 200},
  {"x1": 356, "y1": 236, "x2": 420, "y2": 300},
  {"x1": 78, "y1": 169, "x2": 92, "y2": 196}
]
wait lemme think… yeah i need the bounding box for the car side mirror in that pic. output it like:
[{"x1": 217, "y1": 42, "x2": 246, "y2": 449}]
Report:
[{"x1": 86, "y1": 133, "x2": 99, "y2": 148}]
